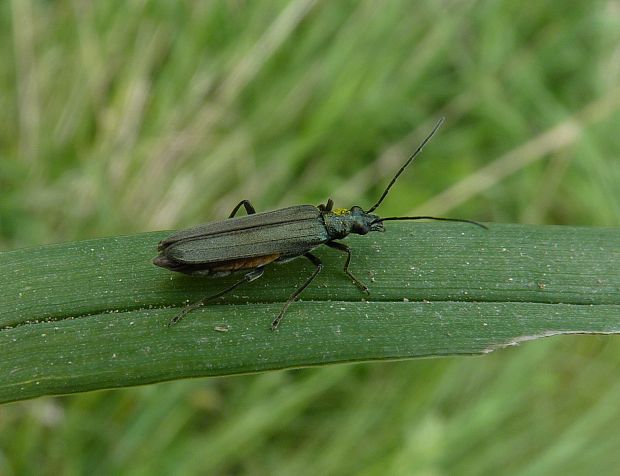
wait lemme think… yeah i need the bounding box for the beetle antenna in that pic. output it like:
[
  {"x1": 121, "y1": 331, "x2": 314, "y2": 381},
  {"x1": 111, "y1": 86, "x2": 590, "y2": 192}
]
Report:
[
  {"x1": 366, "y1": 117, "x2": 445, "y2": 213},
  {"x1": 373, "y1": 216, "x2": 487, "y2": 229}
]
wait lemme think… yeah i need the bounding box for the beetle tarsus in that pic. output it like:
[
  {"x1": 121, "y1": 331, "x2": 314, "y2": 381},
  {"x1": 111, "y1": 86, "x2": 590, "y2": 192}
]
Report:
[{"x1": 168, "y1": 303, "x2": 200, "y2": 326}]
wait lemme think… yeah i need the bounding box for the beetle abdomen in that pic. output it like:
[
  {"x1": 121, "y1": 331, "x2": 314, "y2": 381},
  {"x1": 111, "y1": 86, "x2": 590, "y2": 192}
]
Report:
[
  {"x1": 211, "y1": 254, "x2": 281, "y2": 272},
  {"x1": 153, "y1": 253, "x2": 281, "y2": 276}
]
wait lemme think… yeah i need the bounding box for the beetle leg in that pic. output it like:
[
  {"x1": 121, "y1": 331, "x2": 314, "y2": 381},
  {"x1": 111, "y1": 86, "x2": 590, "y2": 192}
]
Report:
[
  {"x1": 228, "y1": 200, "x2": 256, "y2": 218},
  {"x1": 318, "y1": 198, "x2": 334, "y2": 212},
  {"x1": 168, "y1": 267, "x2": 265, "y2": 326},
  {"x1": 325, "y1": 241, "x2": 370, "y2": 294},
  {"x1": 271, "y1": 253, "x2": 322, "y2": 330}
]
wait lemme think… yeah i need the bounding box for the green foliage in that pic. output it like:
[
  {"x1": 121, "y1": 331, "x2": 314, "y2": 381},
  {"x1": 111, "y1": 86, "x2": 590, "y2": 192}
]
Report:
[
  {"x1": 1, "y1": 0, "x2": 619, "y2": 474},
  {"x1": 2, "y1": 224, "x2": 617, "y2": 404}
]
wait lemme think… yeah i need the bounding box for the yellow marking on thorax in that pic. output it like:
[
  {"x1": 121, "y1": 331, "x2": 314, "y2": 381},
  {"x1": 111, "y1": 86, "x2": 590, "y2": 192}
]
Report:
[{"x1": 332, "y1": 208, "x2": 350, "y2": 216}]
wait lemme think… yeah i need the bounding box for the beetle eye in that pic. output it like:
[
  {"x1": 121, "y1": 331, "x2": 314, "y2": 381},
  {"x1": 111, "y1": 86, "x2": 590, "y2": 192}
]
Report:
[{"x1": 352, "y1": 223, "x2": 369, "y2": 235}]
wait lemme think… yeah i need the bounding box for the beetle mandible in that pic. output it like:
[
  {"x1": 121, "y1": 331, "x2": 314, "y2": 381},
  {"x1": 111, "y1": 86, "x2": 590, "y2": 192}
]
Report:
[{"x1": 153, "y1": 118, "x2": 487, "y2": 330}]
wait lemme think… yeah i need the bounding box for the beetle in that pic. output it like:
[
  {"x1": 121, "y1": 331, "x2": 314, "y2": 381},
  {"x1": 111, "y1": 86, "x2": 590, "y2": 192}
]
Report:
[{"x1": 153, "y1": 118, "x2": 487, "y2": 330}]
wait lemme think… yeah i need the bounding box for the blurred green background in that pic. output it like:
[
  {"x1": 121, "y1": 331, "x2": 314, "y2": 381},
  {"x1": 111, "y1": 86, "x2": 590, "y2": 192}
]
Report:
[{"x1": 2, "y1": 0, "x2": 620, "y2": 474}]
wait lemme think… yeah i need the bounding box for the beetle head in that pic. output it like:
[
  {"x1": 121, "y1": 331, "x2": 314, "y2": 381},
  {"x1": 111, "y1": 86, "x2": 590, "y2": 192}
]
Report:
[{"x1": 349, "y1": 206, "x2": 384, "y2": 235}]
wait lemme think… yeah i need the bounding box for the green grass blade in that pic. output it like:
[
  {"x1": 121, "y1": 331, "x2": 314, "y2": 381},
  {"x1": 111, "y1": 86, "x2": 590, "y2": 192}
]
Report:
[{"x1": 1, "y1": 222, "x2": 618, "y2": 403}]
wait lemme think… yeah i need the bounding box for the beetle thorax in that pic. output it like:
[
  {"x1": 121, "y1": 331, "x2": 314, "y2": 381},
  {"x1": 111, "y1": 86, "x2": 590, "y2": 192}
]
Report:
[{"x1": 322, "y1": 206, "x2": 384, "y2": 239}]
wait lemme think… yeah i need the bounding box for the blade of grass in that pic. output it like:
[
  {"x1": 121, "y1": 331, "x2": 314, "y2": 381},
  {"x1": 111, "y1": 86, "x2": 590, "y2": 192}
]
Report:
[
  {"x1": 0, "y1": 222, "x2": 618, "y2": 403},
  {"x1": 412, "y1": 85, "x2": 620, "y2": 217}
]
